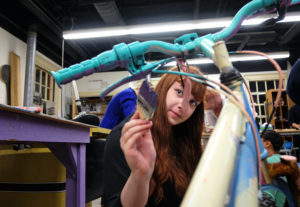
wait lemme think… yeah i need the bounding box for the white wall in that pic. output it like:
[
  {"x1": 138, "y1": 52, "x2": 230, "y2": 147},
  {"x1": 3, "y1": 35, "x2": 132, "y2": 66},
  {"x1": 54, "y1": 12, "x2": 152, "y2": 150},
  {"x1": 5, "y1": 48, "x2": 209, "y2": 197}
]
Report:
[
  {"x1": 0, "y1": 27, "x2": 63, "y2": 115},
  {"x1": 76, "y1": 71, "x2": 131, "y2": 97},
  {"x1": 0, "y1": 26, "x2": 141, "y2": 115},
  {"x1": 0, "y1": 27, "x2": 27, "y2": 105}
]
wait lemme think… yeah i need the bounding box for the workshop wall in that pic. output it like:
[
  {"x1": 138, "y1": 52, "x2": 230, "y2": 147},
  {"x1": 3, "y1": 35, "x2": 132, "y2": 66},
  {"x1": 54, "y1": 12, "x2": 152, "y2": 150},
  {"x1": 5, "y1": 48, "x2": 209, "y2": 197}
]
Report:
[{"x1": 0, "y1": 27, "x2": 26, "y2": 105}]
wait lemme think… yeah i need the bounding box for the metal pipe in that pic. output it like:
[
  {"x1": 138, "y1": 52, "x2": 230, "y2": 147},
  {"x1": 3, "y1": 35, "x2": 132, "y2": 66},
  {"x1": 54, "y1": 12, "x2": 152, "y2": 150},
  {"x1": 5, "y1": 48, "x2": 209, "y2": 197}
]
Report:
[
  {"x1": 61, "y1": 39, "x2": 65, "y2": 118},
  {"x1": 24, "y1": 31, "x2": 37, "y2": 106}
]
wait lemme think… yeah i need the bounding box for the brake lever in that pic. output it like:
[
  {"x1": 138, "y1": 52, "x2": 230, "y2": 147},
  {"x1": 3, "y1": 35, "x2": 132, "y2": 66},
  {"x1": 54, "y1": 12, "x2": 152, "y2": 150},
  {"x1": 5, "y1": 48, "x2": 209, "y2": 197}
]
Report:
[{"x1": 260, "y1": 0, "x2": 292, "y2": 26}]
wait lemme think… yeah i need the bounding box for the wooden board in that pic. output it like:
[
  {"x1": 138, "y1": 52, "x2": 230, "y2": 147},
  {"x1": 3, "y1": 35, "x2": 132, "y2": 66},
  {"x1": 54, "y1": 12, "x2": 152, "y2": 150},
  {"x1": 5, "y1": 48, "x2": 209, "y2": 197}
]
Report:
[
  {"x1": 265, "y1": 89, "x2": 292, "y2": 129},
  {"x1": 9, "y1": 52, "x2": 21, "y2": 106}
]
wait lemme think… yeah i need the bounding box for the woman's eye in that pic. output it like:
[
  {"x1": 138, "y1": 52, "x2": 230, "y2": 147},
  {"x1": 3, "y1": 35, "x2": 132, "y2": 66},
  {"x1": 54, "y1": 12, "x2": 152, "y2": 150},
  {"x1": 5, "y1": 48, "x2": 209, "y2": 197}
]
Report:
[
  {"x1": 175, "y1": 89, "x2": 183, "y2": 95},
  {"x1": 190, "y1": 100, "x2": 197, "y2": 107}
]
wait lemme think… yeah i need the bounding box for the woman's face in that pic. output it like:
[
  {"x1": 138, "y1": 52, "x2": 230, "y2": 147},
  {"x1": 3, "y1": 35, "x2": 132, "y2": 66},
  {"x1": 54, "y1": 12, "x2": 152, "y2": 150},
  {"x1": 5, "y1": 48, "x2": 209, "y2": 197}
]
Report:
[{"x1": 165, "y1": 78, "x2": 199, "y2": 125}]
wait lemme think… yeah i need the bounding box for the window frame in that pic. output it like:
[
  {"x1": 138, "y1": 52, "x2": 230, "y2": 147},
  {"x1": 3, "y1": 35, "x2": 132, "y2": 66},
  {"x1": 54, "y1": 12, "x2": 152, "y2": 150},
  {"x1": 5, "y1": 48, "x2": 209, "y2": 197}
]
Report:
[
  {"x1": 34, "y1": 66, "x2": 55, "y2": 102},
  {"x1": 243, "y1": 71, "x2": 287, "y2": 125}
]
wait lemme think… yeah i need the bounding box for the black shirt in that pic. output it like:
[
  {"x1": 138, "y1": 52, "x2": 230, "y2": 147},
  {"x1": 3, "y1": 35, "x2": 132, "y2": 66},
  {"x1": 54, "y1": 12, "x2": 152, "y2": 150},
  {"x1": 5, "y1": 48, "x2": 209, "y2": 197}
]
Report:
[
  {"x1": 288, "y1": 105, "x2": 300, "y2": 127},
  {"x1": 101, "y1": 117, "x2": 182, "y2": 207},
  {"x1": 288, "y1": 105, "x2": 300, "y2": 147},
  {"x1": 287, "y1": 59, "x2": 300, "y2": 105}
]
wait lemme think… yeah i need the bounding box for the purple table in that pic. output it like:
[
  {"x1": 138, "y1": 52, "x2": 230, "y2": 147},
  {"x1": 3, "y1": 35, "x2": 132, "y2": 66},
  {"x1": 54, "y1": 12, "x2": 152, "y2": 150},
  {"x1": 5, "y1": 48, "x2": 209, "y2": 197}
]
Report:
[{"x1": 0, "y1": 104, "x2": 91, "y2": 207}]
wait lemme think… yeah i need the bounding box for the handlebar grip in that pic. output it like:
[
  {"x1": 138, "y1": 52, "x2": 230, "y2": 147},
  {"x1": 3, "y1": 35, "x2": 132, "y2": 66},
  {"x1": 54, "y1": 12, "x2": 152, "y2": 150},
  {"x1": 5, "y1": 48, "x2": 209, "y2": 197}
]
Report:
[{"x1": 51, "y1": 49, "x2": 122, "y2": 87}]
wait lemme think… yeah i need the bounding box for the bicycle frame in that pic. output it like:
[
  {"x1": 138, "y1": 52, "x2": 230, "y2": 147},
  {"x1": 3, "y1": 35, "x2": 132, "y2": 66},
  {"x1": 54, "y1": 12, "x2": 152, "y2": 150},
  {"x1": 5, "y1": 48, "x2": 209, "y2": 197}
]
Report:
[
  {"x1": 181, "y1": 41, "x2": 267, "y2": 207},
  {"x1": 50, "y1": 0, "x2": 300, "y2": 206}
]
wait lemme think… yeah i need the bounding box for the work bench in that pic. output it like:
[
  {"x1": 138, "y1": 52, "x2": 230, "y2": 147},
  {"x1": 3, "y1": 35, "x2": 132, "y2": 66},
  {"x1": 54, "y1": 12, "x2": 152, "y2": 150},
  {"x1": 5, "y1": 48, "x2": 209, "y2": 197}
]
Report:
[{"x1": 0, "y1": 104, "x2": 94, "y2": 207}]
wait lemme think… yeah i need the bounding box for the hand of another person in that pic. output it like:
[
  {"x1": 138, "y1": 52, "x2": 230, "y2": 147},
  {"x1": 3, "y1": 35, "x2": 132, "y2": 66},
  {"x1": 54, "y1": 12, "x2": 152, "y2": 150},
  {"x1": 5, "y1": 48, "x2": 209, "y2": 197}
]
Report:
[
  {"x1": 120, "y1": 111, "x2": 156, "y2": 180},
  {"x1": 292, "y1": 123, "x2": 300, "y2": 130},
  {"x1": 205, "y1": 89, "x2": 223, "y2": 117}
]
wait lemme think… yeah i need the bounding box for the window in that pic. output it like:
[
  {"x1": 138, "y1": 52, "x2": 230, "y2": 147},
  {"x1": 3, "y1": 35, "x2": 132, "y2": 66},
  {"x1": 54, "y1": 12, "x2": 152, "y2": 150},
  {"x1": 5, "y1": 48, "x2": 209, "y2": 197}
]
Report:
[
  {"x1": 35, "y1": 66, "x2": 55, "y2": 102},
  {"x1": 247, "y1": 78, "x2": 284, "y2": 125}
]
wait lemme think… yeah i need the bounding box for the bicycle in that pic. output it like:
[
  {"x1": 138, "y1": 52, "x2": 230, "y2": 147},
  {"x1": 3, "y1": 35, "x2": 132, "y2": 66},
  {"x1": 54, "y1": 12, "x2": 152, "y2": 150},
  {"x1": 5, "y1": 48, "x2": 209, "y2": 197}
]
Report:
[{"x1": 51, "y1": 0, "x2": 300, "y2": 206}]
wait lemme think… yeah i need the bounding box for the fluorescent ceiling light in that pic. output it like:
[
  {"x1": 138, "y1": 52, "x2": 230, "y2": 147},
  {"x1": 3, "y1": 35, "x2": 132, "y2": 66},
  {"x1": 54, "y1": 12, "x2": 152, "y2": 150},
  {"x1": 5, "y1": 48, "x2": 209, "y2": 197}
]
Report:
[
  {"x1": 164, "y1": 51, "x2": 289, "y2": 66},
  {"x1": 63, "y1": 12, "x2": 300, "y2": 39}
]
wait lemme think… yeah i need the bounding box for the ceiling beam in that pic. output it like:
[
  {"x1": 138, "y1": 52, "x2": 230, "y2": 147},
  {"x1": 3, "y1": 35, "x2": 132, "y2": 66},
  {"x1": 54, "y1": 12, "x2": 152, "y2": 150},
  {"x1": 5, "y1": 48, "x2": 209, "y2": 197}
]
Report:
[
  {"x1": 215, "y1": 0, "x2": 224, "y2": 18},
  {"x1": 278, "y1": 22, "x2": 300, "y2": 45},
  {"x1": 93, "y1": 0, "x2": 134, "y2": 46},
  {"x1": 237, "y1": 35, "x2": 250, "y2": 51},
  {"x1": 122, "y1": 2, "x2": 192, "y2": 21},
  {"x1": 93, "y1": 0, "x2": 124, "y2": 26},
  {"x1": 0, "y1": 11, "x2": 27, "y2": 39},
  {"x1": 193, "y1": 0, "x2": 200, "y2": 19},
  {"x1": 18, "y1": 0, "x2": 92, "y2": 62}
]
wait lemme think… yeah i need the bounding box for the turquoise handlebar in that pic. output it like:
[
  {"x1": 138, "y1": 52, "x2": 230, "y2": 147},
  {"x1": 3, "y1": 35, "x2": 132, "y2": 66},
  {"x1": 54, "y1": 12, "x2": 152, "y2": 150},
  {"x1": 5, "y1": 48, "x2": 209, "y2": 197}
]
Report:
[{"x1": 51, "y1": 49, "x2": 118, "y2": 87}]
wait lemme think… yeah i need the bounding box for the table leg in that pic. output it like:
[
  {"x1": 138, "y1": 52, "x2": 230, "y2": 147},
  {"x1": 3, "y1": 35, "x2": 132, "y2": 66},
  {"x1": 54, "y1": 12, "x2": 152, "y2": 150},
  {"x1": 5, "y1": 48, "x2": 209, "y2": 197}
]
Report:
[
  {"x1": 47, "y1": 143, "x2": 86, "y2": 207},
  {"x1": 66, "y1": 144, "x2": 86, "y2": 207}
]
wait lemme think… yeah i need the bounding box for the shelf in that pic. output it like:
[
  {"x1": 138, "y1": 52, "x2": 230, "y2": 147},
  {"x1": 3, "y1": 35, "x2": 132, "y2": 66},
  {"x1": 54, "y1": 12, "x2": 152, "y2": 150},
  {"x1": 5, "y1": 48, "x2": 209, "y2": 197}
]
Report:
[
  {"x1": 72, "y1": 95, "x2": 112, "y2": 120},
  {"x1": 88, "y1": 112, "x2": 105, "y2": 116},
  {"x1": 265, "y1": 89, "x2": 295, "y2": 129}
]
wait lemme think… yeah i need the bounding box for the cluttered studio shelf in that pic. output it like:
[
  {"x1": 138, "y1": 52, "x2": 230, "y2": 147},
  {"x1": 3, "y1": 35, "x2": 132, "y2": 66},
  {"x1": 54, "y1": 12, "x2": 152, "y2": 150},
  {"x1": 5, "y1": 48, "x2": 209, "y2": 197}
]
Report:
[
  {"x1": 72, "y1": 95, "x2": 112, "y2": 121},
  {"x1": 265, "y1": 89, "x2": 300, "y2": 157},
  {"x1": 265, "y1": 89, "x2": 294, "y2": 129}
]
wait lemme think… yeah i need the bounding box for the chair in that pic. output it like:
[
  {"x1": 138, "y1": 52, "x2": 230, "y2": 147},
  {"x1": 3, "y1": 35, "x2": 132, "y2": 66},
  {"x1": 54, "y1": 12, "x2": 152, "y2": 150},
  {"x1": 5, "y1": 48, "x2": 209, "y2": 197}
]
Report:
[
  {"x1": 86, "y1": 138, "x2": 106, "y2": 203},
  {"x1": 280, "y1": 140, "x2": 293, "y2": 155}
]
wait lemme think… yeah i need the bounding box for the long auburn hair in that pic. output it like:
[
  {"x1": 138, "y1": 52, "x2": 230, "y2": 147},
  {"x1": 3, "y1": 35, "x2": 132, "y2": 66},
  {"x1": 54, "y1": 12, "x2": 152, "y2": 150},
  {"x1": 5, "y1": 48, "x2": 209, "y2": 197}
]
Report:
[{"x1": 149, "y1": 66, "x2": 206, "y2": 203}]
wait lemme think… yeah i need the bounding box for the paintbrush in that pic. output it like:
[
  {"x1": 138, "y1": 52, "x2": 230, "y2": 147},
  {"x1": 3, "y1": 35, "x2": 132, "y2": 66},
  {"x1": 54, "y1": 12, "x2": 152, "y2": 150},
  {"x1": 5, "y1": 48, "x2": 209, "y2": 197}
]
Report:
[{"x1": 136, "y1": 80, "x2": 157, "y2": 120}]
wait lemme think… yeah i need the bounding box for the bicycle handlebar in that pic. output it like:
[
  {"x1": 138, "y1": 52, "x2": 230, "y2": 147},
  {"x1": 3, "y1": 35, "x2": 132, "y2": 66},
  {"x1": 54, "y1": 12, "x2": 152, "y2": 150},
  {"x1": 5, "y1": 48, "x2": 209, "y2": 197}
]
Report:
[{"x1": 51, "y1": 0, "x2": 299, "y2": 98}]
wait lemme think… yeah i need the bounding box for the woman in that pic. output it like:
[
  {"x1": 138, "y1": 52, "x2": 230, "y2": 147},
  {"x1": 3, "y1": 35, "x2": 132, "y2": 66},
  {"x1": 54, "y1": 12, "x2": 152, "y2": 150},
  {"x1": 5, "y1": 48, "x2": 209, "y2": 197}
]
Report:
[{"x1": 102, "y1": 66, "x2": 206, "y2": 207}]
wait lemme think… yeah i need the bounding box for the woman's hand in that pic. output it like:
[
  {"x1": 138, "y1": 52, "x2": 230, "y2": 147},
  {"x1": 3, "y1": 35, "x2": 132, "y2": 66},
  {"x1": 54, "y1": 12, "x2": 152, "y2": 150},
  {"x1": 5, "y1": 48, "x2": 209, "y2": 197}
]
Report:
[{"x1": 120, "y1": 111, "x2": 156, "y2": 180}]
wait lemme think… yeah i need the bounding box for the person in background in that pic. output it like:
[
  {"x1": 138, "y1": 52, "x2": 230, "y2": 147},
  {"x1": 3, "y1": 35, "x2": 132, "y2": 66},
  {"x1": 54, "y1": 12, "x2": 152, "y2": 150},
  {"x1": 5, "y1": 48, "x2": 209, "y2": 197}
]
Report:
[
  {"x1": 99, "y1": 87, "x2": 137, "y2": 129},
  {"x1": 102, "y1": 66, "x2": 206, "y2": 207},
  {"x1": 287, "y1": 58, "x2": 300, "y2": 106},
  {"x1": 262, "y1": 130, "x2": 300, "y2": 206},
  {"x1": 261, "y1": 130, "x2": 286, "y2": 207},
  {"x1": 262, "y1": 130, "x2": 284, "y2": 160},
  {"x1": 287, "y1": 59, "x2": 300, "y2": 163},
  {"x1": 288, "y1": 104, "x2": 300, "y2": 162},
  {"x1": 204, "y1": 88, "x2": 224, "y2": 132},
  {"x1": 288, "y1": 104, "x2": 300, "y2": 131}
]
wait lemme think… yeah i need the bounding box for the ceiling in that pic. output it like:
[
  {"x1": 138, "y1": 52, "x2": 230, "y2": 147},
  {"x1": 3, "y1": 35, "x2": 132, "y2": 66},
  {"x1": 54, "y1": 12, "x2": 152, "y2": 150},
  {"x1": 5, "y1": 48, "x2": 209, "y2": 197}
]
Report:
[{"x1": 1, "y1": 0, "x2": 300, "y2": 73}]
